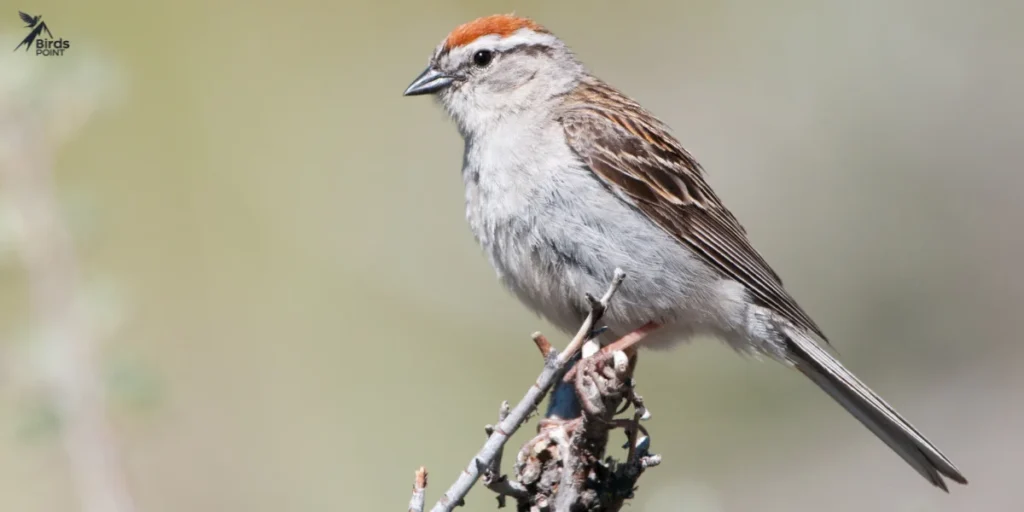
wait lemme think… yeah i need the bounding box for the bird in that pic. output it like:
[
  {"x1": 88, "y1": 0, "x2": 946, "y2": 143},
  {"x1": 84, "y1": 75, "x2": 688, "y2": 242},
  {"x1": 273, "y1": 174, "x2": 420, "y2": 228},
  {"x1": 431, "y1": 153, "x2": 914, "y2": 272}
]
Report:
[
  {"x1": 403, "y1": 14, "x2": 967, "y2": 491},
  {"x1": 19, "y1": 11, "x2": 41, "y2": 28}
]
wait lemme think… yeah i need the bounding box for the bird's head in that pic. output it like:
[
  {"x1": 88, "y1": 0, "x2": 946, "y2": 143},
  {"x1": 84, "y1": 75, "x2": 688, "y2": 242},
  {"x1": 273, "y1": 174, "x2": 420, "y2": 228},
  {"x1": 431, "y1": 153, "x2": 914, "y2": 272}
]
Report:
[{"x1": 403, "y1": 15, "x2": 584, "y2": 137}]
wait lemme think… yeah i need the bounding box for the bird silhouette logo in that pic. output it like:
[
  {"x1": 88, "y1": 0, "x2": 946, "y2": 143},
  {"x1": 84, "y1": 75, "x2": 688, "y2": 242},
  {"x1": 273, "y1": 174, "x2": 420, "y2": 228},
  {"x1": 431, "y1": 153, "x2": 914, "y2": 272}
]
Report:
[
  {"x1": 14, "y1": 11, "x2": 53, "y2": 52},
  {"x1": 13, "y1": 11, "x2": 69, "y2": 55}
]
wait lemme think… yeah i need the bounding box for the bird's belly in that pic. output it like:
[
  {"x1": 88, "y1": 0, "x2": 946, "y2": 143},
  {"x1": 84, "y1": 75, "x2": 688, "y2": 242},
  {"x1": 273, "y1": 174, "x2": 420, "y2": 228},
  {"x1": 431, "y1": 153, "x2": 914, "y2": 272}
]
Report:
[{"x1": 465, "y1": 163, "x2": 749, "y2": 345}]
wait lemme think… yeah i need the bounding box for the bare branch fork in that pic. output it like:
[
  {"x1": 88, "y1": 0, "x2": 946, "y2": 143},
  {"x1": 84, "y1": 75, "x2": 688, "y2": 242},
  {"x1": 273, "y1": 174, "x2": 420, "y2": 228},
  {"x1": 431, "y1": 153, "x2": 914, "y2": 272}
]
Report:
[{"x1": 408, "y1": 269, "x2": 662, "y2": 511}]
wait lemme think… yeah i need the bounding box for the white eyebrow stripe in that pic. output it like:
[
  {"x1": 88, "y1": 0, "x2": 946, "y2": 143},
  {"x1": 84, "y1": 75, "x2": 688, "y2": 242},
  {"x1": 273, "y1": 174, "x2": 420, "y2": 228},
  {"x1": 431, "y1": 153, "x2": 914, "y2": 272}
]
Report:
[
  {"x1": 459, "y1": 29, "x2": 558, "y2": 54},
  {"x1": 496, "y1": 30, "x2": 559, "y2": 51}
]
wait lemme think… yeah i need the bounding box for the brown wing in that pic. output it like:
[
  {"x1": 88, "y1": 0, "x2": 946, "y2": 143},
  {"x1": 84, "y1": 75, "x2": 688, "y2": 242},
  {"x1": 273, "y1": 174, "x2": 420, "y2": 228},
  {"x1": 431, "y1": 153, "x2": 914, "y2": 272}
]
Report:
[{"x1": 559, "y1": 78, "x2": 827, "y2": 342}]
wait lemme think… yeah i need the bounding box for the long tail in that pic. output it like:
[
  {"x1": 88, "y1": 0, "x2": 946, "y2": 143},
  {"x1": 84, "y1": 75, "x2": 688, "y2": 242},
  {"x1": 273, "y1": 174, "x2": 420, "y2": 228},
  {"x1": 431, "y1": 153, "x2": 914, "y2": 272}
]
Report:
[{"x1": 782, "y1": 327, "x2": 968, "y2": 491}]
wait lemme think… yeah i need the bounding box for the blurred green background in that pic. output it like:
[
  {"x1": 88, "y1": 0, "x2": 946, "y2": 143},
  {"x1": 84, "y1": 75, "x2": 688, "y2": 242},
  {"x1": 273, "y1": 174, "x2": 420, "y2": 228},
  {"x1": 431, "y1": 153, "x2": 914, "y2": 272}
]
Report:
[{"x1": 1, "y1": 1, "x2": 1021, "y2": 511}]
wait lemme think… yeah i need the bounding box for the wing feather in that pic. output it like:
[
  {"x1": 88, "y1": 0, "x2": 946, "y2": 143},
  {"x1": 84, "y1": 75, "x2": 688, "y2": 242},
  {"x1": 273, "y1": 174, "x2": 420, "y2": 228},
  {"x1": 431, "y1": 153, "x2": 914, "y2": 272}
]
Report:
[{"x1": 559, "y1": 78, "x2": 827, "y2": 341}]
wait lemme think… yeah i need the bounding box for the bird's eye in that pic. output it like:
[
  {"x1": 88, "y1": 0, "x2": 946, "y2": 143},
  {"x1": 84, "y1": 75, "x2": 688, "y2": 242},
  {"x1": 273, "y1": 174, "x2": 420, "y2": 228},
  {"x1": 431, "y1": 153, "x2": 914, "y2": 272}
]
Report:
[{"x1": 473, "y1": 50, "x2": 493, "y2": 67}]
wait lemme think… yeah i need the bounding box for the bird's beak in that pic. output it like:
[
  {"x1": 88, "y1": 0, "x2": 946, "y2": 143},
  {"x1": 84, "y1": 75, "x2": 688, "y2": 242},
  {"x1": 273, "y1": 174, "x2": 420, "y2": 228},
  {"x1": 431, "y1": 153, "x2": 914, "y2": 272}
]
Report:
[{"x1": 403, "y1": 66, "x2": 454, "y2": 96}]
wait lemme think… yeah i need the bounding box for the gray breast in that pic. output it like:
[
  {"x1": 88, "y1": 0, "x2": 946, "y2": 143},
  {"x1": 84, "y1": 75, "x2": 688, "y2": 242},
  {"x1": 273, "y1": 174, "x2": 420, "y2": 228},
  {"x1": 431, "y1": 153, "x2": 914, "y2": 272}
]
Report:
[{"x1": 461, "y1": 125, "x2": 731, "y2": 339}]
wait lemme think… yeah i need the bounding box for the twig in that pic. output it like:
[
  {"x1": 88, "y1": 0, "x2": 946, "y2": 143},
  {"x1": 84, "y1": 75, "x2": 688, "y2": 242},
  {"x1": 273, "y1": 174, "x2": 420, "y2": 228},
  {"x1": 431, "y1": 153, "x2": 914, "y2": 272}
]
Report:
[
  {"x1": 531, "y1": 332, "x2": 552, "y2": 358},
  {"x1": 483, "y1": 401, "x2": 511, "y2": 478},
  {"x1": 625, "y1": 391, "x2": 648, "y2": 465},
  {"x1": 557, "y1": 270, "x2": 626, "y2": 366},
  {"x1": 482, "y1": 402, "x2": 513, "y2": 507},
  {"x1": 425, "y1": 269, "x2": 626, "y2": 512},
  {"x1": 482, "y1": 474, "x2": 529, "y2": 505},
  {"x1": 409, "y1": 467, "x2": 428, "y2": 512},
  {"x1": 552, "y1": 427, "x2": 582, "y2": 510}
]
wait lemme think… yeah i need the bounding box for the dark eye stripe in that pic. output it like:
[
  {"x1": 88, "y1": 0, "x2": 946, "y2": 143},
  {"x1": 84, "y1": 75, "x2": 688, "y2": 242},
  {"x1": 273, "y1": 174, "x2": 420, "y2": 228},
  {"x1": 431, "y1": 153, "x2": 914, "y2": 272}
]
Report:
[
  {"x1": 468, "y1": 43, "x2": 553, "y2": 63},
  {"x1": 511, "y1": 43, "x2": 554, "y2": 57}
]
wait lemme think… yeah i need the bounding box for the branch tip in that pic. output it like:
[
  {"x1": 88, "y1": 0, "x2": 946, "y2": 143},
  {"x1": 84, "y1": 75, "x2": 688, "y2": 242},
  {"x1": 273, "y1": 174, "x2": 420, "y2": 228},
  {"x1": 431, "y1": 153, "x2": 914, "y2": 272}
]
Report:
[
  {"x1": 409, "y1": 467, "x2": 428, "y2": 512},
  {"x1": 531, "y1": 332, "x2": 552, "y2": 357}
]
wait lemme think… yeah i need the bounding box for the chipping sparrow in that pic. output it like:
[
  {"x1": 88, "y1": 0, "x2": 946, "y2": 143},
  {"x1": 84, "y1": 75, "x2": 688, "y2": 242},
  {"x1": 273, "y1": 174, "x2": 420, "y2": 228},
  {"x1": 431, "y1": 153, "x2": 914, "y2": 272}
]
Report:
[{"x1": 404, "y1": 14, "x2": 966, "y2": 490}]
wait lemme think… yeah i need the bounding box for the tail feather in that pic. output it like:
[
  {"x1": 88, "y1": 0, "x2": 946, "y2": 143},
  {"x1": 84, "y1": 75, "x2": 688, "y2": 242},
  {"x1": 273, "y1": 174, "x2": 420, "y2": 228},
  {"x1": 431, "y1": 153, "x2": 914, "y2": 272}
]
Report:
[{"x1": 783, "y1": 327, "x2": 967, "y2": 490}]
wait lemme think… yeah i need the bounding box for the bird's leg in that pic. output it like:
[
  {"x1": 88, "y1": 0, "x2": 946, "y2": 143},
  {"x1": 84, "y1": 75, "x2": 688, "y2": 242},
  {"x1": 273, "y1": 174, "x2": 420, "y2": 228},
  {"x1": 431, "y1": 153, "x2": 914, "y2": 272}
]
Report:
[
  {"x1": 599, "y1": 322, "x2": 660, "y2": 355},
  {"x1": 564, "y1": 323, "x2": 658, "y2": 383}
]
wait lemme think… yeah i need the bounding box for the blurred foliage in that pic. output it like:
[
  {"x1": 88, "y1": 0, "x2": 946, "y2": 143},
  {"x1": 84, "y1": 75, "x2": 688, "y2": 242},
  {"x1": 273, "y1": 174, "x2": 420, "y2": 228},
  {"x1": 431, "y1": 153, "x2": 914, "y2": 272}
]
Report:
[
  {"x1": 104, "y1": 351, "x2": 164, "y2": 413},
  {"x1": 15, "y1": 397, "x2": 62, "y2": 443}
]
